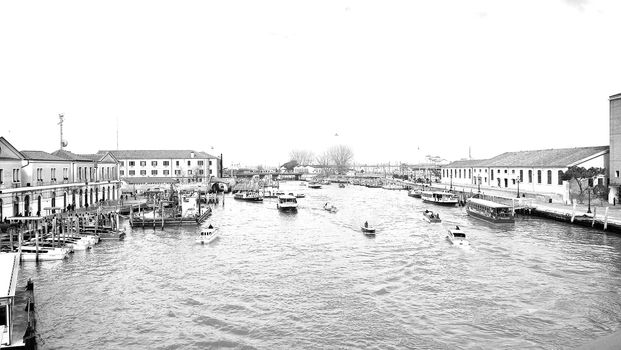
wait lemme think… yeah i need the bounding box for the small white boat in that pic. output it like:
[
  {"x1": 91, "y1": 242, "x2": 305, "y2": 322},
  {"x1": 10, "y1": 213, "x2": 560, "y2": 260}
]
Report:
[
  {"x1": 323, "y1": 204, "x2": 338, "y2": 213},
  {"x1": 308, "y1": 182, "x2": 322, "y2": 189},
  {"x1": 447, "y1": 227, "x2": 469, "y2": 247},
  {"x1": 196, "y1": 228, "x2": 219, "y2": 244},
  {"x1": 422, "y1": 210, "x2": 441, "y2": 223}
]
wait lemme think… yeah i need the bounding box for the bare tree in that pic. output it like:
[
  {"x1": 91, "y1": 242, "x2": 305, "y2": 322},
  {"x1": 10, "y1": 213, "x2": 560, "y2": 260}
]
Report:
[
  {"x1": 328, "y1": 144, "x2": 354, "y2": 174},
  {"x1": 289, "y1": 150, "x2": 315, "y2": 166},
  {"x1": 316, "y1": 151, "x2": 332, "y2": 175}
]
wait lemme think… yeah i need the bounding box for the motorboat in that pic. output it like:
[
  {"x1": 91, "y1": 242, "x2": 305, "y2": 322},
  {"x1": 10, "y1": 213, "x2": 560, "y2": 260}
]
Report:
[
  {"x1": 447, "y1": 227, "x2": 469, "y2": 247},
  {"x1": 323, "y1": 203, "x2": 338, "y2": 213},
  {"x1": 466, "y1": 198, "x2": 515, "y2": 224},
  {"x1": 308, "y1": 182, "x2": 322, "y2": 189},
  {"x1": 421, "y1": 191, "x2": 459, "y2": 206},
  {"x1": 422, "y1": 210, "x2": 441, "y2": 223},
  {"x1": 196, "y1": 227, "x2": 218, "y2": 244},
  {"x1": 361, "y1": 224, "x2": 376, "y2": 235},
  {"x1": 18, "y1": 246, "x2": 68, "y2": 261},
  {"x1": 277, "y1": 195, "x2": 298, "y2": 211},
  {"x1": 339, "y1": 183, "x2": 346, "y2": 188},
  {"x1": 295, "y1": 193, "x2": 306, "y2": 198}
]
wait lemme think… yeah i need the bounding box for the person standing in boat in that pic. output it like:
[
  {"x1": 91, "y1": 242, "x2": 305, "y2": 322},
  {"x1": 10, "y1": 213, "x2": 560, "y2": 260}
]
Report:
[{"x1": 364, "y1": 221, "x2": 368, "y2": 228}]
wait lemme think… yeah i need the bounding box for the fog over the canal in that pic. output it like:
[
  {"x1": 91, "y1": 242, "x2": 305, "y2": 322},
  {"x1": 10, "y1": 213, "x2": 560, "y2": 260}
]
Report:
[{"x1": 1, "y1": 0, "x2": 620, "y2": 166}]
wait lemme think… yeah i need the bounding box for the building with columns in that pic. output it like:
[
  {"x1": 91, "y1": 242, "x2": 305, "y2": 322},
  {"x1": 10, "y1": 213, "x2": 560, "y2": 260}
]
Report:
[{"x1": 0, "y1": 137, "x2": 120, "y2": 220}]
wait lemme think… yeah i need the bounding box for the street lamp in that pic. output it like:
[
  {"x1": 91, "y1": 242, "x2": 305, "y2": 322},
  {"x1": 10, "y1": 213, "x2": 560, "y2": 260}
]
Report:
[
  {"x1": 477, "y1": 175, "x2": 481, "y2": 194},
  {"x1": 516, "y1": 176, "x2": 522, "y2": 198},
  {"x1": 587, "y1": 186, "x2": 592, "y2": 214}
]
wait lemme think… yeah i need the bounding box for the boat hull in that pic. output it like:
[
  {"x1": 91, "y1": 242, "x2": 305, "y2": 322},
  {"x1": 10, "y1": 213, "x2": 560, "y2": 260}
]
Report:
[
  {"x1": 421, "y1": 198, "x2": 458, "y2": 206},
  {"x1": 466, "y1": 207, "x2": 515, "y2": 224}
]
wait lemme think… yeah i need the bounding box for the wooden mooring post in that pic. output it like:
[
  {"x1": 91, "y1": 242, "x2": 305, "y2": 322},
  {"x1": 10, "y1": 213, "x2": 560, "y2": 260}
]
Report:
[
  {"x1": 592, "y1": 207, "x2": 597, "y2": 227},
  {"x1": 604, "y1": 207, "x2": 609, "y2": 230},
  {"x1": 571, "y1": 201, "x2": 577, "y2": 223}
]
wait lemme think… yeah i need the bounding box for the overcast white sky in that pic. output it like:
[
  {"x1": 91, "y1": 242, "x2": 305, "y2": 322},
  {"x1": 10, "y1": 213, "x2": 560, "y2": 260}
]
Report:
[{"x1": 1, "y1": 0, "x2": 620, "y2": 167}]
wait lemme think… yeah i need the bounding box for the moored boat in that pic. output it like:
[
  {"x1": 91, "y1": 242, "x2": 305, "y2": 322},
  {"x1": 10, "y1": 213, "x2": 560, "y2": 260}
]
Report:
[
  {"x1": 233, "y1": 191, "x2": 264, "y2": 202},
  {"x1": 323, "y1": 203, "x2": 338, "y2": 213},
  {"x1": 421, "y1": 191, "x2": 459, "y2": 206},
  {"x1": 447, "y1": 226, "x2": 469, "y2": 247},
  {"x1": 408, "y1": 188, "x2": 422, "y2": 198},
  {"x1": 308, "y1": 182, "x2": 322, "y2": 189},
  {"x1": 466, "y1": 198, "x2": 515, "y2": 224}
]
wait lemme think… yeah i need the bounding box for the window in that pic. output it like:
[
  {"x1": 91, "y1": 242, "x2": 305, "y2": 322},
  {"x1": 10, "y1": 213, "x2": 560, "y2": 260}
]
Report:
[
  {"x1": 547, "y1": 170, "x2": 552, "y2": 185},
  {"x1": 151, "y1": 170, "x2": 157, "y2": 175},
  {"x1": 140, "y1": 161, "x2": 146, "y2": 166},
  {"x1": 188, "y1": 170, "x2": 193, "y2": 175},
  {"x1": 458, "y1": 169, "x2": 461, "y2": 178},
  {"x1": 558, "y1": 171, "x2": 563, "y2": 185},
  {"x1": 209, "y1": 169, "x2": 213, "y2": 174},
  {"x1": 120, "y1": 161, "x2": 125, "y2": 166},
  {"x1": 209, "y1": 160, "x2": 212, "y2": 166},
  {"x1": 176, "y1": 161, "x2": 180, "y2": 166},
  {"x1": 0, "y1": 169, "x2": 2, "y2": 183},
  {"x1": 140, "y1": 170, "x2": 146, "y2": 175},
  {"x1": 152, "y1": 161, "x2": 158, "y2": 166},
  {"x1": 598, "y1": 178, "x2": 603, "y2": 186},
  {"x1": 163, "y1": 161, "x2": 170, "y2": 166},
  {"x1": 468, "y1": 169, "x2": 471, "y2": 179},
  {"x1": 491, "y1": 170, "x2": 494, "y2": 181},
  {"x1": 519, "y1": 170, "x2": 523, "y2": 182},
  {"x1": 504, "y1": 169, "x2": 508, "y2": 174},
  {"x1": 163, "y1": 170, "x2": 170, "y2": 175},
  {"x1": 537, "y1": 170, "x2": 542, "y2": 184},
  {"x1": 174, "y1": 170, "x2": 181, "y2": 175},
  {"x1": 129, "y1": 161, "x2": 135, "y2": 166},
  {"x1": 78, "y1": 167, "x2": 82, "y2": 180},
  {"x1": 37, "y1": 168, "x2": 43, "y2": 181},
  {"x1": 187, "y1": 161, "x2": 191, "y2": 166},
  {"x1": 63, "y1": 168, "x2": 68, "y2": 180},
  {"x1": 616, "y1": 171, "x2": 619, "y2": 178},
  {"x1": 528, "y1": 170, "x2": 532, "y2": 183},
  {"x1": 199, "y1": 170, "x2": 204, "y2": 175},
  {"x1": 512, "y1": 179, "x2": 516, "y2": 185},
  {"x1": 129, "y1": 170, "x2": 135, "y2": 176},
  {"x1": 198, "y1": 161, "x2": 204, "y2": 166},
  {"x1": 120, "y1": 170, "x2": 125, "y2": 176}
]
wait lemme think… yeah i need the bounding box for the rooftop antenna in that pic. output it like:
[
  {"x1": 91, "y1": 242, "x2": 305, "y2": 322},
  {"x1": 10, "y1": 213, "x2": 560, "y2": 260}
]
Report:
[
  {"x1": 58, "y1": 114, "x2": 68, "y2": 150},
  {"x1": 468, "y1": 146, "x2": 472, "y2": 160}
]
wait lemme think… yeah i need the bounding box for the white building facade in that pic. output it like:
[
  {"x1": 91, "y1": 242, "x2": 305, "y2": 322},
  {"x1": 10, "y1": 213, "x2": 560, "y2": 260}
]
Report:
[
  {"x1": 102, "y1": 150, "x2": 219, "y2": 185},
  {"x1": 441, "y1": 146, "x2": 609, "y2": 203}
]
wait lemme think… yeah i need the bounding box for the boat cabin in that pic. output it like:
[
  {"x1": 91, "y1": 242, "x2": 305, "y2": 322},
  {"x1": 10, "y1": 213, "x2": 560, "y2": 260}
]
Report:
[{"x1": 466, "y1": 198, "x2": 515, "y2": 223}]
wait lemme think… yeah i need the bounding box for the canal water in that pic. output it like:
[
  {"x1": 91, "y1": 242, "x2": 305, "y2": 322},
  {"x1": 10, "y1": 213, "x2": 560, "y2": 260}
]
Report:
[{"x1": 19, "y1": 182, "x2": 621, "y2": 349}]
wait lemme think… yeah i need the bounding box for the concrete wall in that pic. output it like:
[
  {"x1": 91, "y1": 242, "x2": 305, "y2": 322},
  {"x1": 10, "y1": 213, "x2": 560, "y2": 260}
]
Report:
[{"x1": 610, "y1": 94, "x2": 621, "y2": 185}]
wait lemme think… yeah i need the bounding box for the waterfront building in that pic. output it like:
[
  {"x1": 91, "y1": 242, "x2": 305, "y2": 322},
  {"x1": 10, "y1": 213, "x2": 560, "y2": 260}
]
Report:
[
  {"x1": 441, "y1": 146, "x2": 609, "y2": 203},
  {"x1": 0, "y1": 137, "x2": 120, "y2": 220},
  {"x1": 100, "y1": 150, "x2": 219, "y2": 185},
  {"x1": 608, "y1": 92, "x2": 621, "y2": 202}
]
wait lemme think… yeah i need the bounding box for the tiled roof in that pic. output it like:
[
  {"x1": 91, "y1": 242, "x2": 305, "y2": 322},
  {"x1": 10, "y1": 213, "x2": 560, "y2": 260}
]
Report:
[
  {"x1": 51, "y1": 149, "x2": 93, "y2": 162},
  {"x1": 610, "y1": 92, "x2": 621, "y2": 100},
  {"x1": 20, "y1": 150, "x2": 67, "y2": 161},
  {"x1": 443, "y1": 159, "x2": 486, "y2": 168},
  {"x1": 79, "y1": 154, "x2": 103, "y2": 161},
  {"x1": 444, "y1": 146, "x2": 608, "y2": 168},
  {"x1": 98, "y1": 150, "x2": 218, "y2": 159}
]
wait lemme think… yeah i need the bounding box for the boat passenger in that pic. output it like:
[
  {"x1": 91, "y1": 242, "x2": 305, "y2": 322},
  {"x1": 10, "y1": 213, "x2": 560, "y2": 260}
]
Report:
[
  {"x1": 455, "y1": 225, "x2": 460, "y2": 230},
  {"x1": 208, "y1": 224, "x2": 214, "y2": 229},
  {"x1": 436, "y1": 214, "x2": 440, "y2": 219},
  {"x1": 364, "y1": 221, "x2": 368, "y2": 228}
]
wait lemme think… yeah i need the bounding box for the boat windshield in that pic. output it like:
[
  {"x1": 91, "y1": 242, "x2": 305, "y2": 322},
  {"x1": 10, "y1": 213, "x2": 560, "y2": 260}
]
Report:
[{"x1": 453, "y1": 233, "x2": 466, "y2": 238}]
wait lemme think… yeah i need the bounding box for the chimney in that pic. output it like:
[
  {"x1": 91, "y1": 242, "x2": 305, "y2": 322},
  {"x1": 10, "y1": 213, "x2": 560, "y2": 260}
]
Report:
[{"x1": 190, "y1": 152, "x2": 195, "y2": 158}]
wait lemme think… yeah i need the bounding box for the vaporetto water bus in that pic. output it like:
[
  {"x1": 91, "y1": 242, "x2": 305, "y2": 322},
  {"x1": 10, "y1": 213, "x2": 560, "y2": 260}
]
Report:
[
  {"x1": 465, "y1": 198, "x2": 515, "y2": 224},
  {"x1": 421, "y1": 191, "x2": 459, "y2": 206}
]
